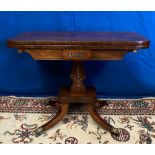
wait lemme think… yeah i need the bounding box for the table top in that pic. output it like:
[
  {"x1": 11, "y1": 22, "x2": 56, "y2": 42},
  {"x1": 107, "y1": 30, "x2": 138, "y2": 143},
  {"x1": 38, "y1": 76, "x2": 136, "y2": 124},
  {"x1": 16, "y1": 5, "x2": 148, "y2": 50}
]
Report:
[{"x1": 7, "y1": 32, "x2": 150, "y2": 50}]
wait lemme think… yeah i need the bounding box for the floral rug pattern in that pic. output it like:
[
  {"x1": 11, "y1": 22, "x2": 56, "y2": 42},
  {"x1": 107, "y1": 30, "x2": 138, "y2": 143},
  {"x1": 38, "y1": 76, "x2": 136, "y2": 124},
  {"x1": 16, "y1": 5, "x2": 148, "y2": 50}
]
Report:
[{"x1": 0, "y1": 96, "x2": 155, "y2": 144}]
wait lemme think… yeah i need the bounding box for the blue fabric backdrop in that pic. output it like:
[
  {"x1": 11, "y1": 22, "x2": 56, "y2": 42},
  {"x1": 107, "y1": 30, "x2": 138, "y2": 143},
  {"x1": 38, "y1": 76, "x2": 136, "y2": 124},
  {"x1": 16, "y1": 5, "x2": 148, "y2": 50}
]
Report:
[{"x1": 0, "y1": 11, "x2": 155, "y2": 98}]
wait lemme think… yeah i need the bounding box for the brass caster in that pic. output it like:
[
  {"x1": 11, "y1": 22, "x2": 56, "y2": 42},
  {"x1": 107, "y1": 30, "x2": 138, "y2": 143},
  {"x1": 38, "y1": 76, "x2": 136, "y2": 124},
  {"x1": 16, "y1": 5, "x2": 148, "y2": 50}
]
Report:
[
  {"x1": 111, "y1": 127, "x2": 120, "y2": 136},
  {"x1": 34, "y1": 127, "x2": 44, "y2": 137}
]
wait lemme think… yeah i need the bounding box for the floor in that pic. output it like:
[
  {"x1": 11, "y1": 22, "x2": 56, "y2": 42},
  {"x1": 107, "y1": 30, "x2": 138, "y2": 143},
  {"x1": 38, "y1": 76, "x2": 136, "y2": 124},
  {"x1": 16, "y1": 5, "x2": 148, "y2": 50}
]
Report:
[{"x1": 0, "y1": 96, "x2": 155, "y2": 144}]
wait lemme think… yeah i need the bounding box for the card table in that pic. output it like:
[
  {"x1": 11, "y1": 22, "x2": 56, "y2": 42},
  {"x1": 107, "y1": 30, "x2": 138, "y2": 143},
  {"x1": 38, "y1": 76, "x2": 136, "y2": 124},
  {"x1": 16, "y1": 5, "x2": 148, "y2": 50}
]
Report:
[{"x1": 7, "y1": 32, "x2": 150, "y2": 137}]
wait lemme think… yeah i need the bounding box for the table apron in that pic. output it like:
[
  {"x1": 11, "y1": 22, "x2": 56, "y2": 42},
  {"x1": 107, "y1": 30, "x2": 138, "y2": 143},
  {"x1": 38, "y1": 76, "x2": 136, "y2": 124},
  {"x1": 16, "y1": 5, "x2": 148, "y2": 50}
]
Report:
[{"x1": 25, "y1": 49, "x2": 129, "y2": 60}]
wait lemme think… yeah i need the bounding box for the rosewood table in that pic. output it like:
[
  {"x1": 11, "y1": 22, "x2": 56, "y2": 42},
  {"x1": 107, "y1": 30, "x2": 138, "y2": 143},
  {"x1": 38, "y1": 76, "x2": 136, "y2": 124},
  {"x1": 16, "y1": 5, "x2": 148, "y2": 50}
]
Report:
[{"x1": 7, "y1": 32, "x2": 150, "y2": 137}]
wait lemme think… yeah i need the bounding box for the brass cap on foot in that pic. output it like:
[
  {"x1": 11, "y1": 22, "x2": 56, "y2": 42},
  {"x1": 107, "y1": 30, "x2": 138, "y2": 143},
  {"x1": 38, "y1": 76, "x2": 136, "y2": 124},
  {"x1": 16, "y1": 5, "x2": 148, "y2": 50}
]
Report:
[
  {"x1": 34, "y1": 127, "x2": 44, "y2": 137},
  {"x1": 111, "y1": 128, "x2": 119, "y2": 136}
]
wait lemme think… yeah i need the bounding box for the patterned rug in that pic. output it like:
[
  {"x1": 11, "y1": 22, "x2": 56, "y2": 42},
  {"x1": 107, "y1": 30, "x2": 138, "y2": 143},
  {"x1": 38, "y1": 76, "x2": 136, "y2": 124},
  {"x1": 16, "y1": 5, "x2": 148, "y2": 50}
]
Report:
[{"x1": 0, "y1": 96, "x2": 155, "y2": 144}]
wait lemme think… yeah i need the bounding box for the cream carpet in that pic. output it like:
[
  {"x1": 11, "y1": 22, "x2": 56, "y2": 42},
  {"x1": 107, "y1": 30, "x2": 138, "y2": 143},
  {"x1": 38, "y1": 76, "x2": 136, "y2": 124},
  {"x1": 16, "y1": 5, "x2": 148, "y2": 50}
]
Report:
[{"x1": 0, "y1": 96, "x2": 155, "y2": 144}]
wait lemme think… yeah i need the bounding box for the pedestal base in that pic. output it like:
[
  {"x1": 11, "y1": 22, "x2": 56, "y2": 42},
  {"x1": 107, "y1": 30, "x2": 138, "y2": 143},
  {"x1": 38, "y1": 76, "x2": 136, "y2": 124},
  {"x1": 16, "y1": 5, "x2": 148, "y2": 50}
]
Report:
[{"x1": 34, "y1": 61, "x2": 119, "y2": 137}]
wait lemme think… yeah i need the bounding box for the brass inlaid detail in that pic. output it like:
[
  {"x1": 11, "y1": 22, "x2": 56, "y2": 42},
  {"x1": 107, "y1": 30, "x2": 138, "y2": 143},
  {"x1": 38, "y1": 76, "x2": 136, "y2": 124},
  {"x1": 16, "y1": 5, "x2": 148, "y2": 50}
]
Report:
[{"x1": 63, "y1": 50, "x2": 91, "y2": 60}]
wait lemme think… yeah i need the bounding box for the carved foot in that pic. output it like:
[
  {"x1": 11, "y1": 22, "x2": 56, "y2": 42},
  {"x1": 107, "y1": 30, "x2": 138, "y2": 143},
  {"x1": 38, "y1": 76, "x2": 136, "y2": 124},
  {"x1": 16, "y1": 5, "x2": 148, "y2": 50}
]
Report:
[
  {"x1": 86, "y1": 103, "x2": 119, "y2": 136},
  {"x1": 34, "y1": 102, "x2": 68, "y2": 137}
]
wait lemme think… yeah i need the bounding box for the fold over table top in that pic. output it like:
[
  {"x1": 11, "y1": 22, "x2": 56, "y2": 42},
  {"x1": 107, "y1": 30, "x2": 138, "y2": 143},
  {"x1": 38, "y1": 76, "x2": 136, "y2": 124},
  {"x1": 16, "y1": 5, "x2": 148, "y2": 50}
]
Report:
[{"x1": 7, "y1": 32, "x2": 150, "y2": 50}]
